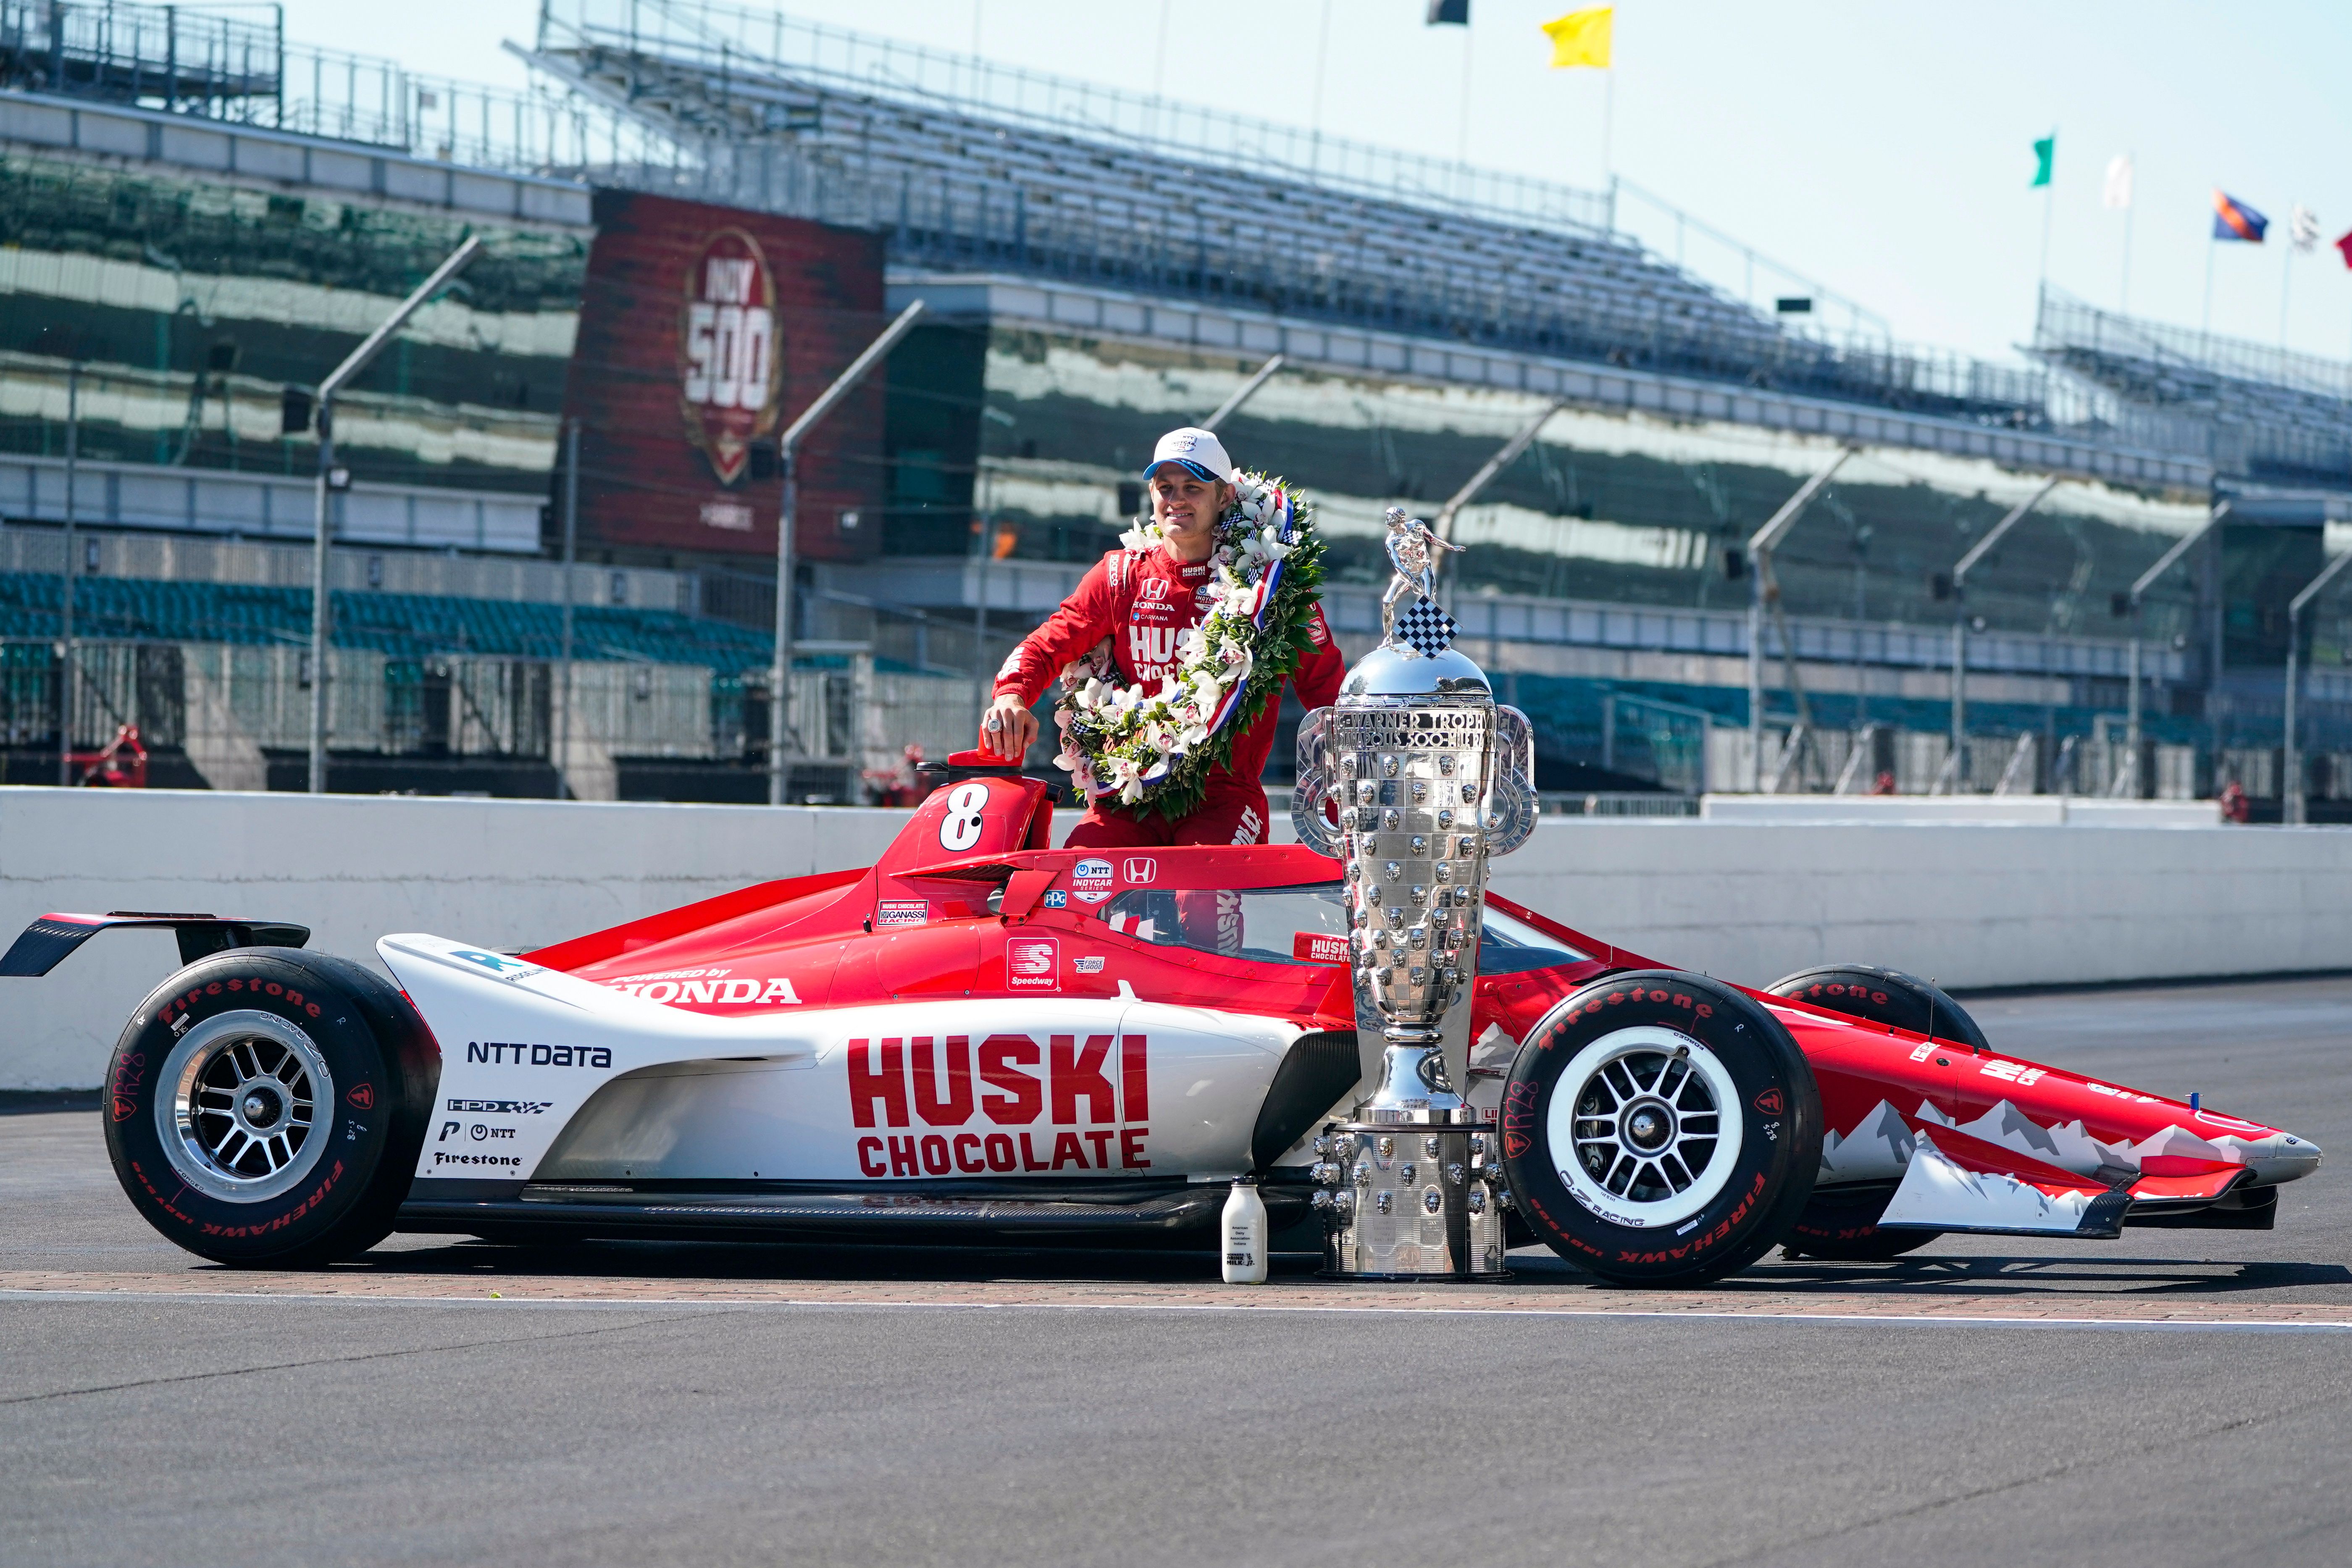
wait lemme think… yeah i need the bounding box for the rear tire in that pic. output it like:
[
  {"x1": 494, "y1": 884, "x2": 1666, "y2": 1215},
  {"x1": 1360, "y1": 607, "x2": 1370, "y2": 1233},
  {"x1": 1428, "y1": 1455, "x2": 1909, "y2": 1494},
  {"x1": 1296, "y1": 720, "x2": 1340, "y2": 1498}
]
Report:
[
  {"x1": 1779, "y1": 1185, "x2": 1939, "y2": 1261},
  {"x1": 103, "y1": 949, "x2": 438, "y2": 1267},
  {"x1": 1501, "y1": 971, "x2": 1819, "y2": 1286},
  {"x1": 1766, "y1": 964, "x2": 1989, "y2": 1261}
]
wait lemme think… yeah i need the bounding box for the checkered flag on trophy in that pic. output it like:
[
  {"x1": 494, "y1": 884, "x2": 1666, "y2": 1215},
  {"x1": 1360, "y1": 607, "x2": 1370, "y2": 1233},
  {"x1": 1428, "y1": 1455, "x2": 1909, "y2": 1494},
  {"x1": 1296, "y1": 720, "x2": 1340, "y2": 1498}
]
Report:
[{"x1": 1394, "y1": 595, "x2": 1458, "y2": 658}]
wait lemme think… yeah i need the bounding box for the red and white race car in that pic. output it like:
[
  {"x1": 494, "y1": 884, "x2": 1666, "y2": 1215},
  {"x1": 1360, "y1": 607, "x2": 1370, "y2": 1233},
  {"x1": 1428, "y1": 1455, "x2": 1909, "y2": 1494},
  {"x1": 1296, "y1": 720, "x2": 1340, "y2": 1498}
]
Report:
[{"x1": 7, "y1": 761, "x2": 2320, "y2": 1285}]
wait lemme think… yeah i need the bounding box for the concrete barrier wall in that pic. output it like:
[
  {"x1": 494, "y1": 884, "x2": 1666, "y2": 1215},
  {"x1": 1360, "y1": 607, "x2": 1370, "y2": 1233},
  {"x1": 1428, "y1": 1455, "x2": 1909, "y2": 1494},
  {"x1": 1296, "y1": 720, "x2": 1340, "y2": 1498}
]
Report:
[
  {"x1": 1483, "y1": 818, "x2": 2352, "y2": 995},
  {"x1": 8, "y1": 787, "x2": 2351, "y2": 1087},
  {"x1": 0, "y1": 789, "x2": 915, "y2": 1090}
]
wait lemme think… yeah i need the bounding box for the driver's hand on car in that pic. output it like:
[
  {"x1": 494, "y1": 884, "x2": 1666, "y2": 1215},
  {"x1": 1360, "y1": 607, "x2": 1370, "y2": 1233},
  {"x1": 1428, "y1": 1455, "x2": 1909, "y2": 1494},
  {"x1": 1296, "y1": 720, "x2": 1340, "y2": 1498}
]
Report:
[{"x1": 978, "y1": 695, "x2": 1038, "y2": 762}]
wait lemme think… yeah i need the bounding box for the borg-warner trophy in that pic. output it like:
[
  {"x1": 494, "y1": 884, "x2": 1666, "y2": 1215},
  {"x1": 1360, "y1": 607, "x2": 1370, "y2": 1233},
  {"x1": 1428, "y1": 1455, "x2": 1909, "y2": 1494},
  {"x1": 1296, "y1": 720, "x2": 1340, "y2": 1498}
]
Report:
[{"x1": 1291, "y1": 509, "x2": 1537, "y2": 1280}]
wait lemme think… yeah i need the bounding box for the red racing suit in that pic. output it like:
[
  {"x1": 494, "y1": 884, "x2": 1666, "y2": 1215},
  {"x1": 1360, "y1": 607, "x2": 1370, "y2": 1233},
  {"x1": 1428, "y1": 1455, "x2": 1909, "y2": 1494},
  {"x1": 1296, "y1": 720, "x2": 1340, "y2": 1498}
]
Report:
[{"x1": 994, "y1": 544, "x2": 1346, "y2": 854}]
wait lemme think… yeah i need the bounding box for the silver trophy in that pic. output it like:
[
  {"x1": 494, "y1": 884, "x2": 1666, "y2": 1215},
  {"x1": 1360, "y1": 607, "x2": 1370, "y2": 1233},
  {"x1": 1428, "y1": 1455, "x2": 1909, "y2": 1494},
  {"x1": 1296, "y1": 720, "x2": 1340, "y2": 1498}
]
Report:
[{"x1": 1292, "y1": 509, "x2": 1537, "y2": 1280}]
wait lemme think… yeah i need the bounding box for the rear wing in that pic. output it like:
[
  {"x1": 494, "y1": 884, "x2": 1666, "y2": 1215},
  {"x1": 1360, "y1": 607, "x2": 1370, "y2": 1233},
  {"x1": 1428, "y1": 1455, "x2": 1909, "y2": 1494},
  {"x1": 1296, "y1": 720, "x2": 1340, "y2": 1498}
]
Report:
[{"x1": 0, "y1": 912, "x2": 310, "y2": 977}]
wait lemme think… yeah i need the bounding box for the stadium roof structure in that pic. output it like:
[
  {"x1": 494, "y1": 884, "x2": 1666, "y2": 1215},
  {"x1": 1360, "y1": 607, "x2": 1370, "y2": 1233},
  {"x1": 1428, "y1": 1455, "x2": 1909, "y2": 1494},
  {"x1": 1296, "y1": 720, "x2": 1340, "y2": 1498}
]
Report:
[
  {"x1": 2032, "y1": 286, "x2": 2352, "y2": 491},
  {"x1": 522, "y1": 0, "x2": 2050, "y2": 428}
]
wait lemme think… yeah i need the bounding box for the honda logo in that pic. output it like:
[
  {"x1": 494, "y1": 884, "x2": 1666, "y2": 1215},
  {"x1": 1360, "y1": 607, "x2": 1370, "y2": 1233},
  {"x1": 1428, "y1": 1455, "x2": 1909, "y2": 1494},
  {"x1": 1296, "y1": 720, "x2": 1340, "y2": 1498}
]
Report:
[
  {"x1": 1122, "y1": 857, "x2": 1157, "y2": 885},
  {"x1": 1138, "y1": 578, "x2": 1170, "y2": 601}
]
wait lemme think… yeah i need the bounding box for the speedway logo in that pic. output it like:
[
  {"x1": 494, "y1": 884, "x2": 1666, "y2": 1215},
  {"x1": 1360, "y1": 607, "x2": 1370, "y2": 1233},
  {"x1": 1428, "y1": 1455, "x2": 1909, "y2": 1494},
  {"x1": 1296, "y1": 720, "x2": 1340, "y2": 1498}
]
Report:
[
  {"x1": 447, "y1": 1099, "x2": 554, "y2": 1114},
  {"x1": 847, "y1": 1032, "x2": 1153, "y2": 1175},
  {"x1": 1006, "y1": 936, "x2": 1059, "y2": 991}
]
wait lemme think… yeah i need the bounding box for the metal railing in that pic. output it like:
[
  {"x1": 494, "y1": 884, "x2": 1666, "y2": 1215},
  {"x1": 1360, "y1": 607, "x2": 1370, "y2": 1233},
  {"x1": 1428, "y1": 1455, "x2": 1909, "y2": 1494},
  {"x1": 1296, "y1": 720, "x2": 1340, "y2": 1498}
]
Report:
[
  {"x1": 0, "y1": 0, "x2": 281, "y2": 108},
  {"x1": 2, "y1": 634, "x2": 979, "y2": 798}
]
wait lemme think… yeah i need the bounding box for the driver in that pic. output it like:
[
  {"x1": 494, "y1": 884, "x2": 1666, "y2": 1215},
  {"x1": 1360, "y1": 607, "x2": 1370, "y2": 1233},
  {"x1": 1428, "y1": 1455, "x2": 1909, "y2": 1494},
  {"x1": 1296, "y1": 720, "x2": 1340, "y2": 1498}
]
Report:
[{"x1": 977, "y1": 426, "x2": 1345, "y2": 852}]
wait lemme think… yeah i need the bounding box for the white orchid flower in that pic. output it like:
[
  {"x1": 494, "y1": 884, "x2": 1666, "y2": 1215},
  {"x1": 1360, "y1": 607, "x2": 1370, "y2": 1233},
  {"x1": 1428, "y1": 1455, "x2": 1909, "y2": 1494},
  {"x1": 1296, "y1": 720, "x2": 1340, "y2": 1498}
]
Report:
[{"x1": 1257, "y1": 525, "x2": 1293, "y2": 560}]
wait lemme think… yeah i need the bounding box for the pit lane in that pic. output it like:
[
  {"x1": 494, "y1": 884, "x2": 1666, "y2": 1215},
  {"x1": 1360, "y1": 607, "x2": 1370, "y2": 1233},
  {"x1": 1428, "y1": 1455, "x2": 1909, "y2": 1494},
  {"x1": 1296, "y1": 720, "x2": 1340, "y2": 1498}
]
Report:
[{"x1": 7, "y1": 973, "x2": 2352, "y2": 1565}]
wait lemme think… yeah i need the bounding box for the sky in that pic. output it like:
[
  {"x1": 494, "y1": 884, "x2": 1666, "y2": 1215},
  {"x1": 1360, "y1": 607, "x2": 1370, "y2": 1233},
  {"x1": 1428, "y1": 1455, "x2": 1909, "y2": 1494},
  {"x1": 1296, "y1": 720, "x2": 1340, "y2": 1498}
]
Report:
[{"x1": 278, "y1": 0, "x2": 2352, "y2": 371}]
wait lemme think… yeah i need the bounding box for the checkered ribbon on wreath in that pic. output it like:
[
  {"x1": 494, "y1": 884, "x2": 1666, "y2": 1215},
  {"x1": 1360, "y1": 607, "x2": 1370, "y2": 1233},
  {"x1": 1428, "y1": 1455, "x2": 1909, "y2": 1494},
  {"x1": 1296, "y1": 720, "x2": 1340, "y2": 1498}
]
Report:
[{"x1": 1395, "y1": 595, "x2": 1459, "y2": 657}]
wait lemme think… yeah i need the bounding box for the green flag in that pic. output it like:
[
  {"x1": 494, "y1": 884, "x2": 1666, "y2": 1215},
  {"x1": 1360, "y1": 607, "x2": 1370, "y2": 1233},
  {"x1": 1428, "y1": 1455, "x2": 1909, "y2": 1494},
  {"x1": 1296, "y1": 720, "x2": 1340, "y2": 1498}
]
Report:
[{"x1": 2031, "y1": 134, "x2": 2055, "y2": 188}]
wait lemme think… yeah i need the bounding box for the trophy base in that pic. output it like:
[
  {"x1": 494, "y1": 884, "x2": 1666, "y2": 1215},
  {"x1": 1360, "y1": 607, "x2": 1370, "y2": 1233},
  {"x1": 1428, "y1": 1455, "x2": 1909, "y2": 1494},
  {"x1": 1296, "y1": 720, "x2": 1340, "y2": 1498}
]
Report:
[{"x1": 1312, "y1": 1118, "x2": 1511, "y2": 1282}]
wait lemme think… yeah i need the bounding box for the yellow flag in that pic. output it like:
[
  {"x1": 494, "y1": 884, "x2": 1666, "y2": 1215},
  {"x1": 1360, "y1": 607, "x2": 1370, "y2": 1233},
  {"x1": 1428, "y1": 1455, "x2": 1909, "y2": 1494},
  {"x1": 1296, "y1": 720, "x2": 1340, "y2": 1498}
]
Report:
[{"x1": 1541, "y1": 6, "x2": 1613, "y2": 68}]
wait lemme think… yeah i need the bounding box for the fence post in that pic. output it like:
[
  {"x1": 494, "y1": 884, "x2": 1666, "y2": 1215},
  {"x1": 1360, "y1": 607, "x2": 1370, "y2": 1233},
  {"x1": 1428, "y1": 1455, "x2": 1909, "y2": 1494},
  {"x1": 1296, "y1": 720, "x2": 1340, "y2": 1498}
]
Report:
[{"x1": 56, "y1": 362, "x2": 83, "y2": 786}]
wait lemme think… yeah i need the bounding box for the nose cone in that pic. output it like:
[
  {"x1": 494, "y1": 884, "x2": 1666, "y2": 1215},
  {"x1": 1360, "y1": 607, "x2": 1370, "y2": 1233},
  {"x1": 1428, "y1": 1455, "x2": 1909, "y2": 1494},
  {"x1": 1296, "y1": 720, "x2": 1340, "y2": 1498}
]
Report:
[{"x1": 2242, "y1": 1131, "x2": 2322, "y2": 1185}]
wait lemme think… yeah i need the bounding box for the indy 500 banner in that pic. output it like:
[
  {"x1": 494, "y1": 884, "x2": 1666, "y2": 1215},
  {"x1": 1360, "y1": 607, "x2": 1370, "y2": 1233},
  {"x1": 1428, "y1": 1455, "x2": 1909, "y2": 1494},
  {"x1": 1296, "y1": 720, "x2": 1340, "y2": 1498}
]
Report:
[{"x1": 560, "y1": 189, "x2": 891, "y2": 559}]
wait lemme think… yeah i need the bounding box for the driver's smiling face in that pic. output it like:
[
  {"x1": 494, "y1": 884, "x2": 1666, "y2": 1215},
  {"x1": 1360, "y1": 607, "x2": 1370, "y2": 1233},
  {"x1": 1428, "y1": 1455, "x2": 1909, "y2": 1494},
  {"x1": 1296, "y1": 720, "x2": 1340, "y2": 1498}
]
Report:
[{"x1": 1148, "y1": 468, "x2": 1229, "y2": 563}]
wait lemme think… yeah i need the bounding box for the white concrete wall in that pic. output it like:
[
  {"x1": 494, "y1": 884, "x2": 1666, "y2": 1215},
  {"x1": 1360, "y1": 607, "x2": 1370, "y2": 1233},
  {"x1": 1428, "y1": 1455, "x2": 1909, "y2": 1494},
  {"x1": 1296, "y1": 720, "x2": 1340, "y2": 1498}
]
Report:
[
  {"x1": 1482, "y1": 817, "x2": 2352, "y2": 997},
  {"x1": 8, "y1": 787, "x2": 2351, "y2": 1088},
  {"x1": 0, "y1": 789, "x2": 912, "y2": 1090}
]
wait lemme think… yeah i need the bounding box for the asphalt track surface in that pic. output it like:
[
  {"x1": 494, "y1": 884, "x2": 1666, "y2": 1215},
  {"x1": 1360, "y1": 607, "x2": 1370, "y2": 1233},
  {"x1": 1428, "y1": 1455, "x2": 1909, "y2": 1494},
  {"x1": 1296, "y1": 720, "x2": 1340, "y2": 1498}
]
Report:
[{"x1": 7, "y1": 975, "x2": 2352, "y2": 1567}]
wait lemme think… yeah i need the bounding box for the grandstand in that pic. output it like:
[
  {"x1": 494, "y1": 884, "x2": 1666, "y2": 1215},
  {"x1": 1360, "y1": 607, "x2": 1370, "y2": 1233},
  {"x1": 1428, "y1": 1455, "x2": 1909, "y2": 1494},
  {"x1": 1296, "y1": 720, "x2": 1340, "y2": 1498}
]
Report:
[
  {"x1": 525, "y1": 0, "x2": 2045, "y2": 427},
  {"x1": 2034, "y1": 286, "x2": 2352, "y2": 487}
]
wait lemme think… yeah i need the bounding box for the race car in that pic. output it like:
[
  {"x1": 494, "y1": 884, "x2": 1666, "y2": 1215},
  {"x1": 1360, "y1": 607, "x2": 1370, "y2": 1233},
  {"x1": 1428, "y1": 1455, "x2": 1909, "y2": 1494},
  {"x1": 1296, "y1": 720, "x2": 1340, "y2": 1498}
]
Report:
[{"x1": 5, "y1": 756, "x2": 2320, "y2": 1286}]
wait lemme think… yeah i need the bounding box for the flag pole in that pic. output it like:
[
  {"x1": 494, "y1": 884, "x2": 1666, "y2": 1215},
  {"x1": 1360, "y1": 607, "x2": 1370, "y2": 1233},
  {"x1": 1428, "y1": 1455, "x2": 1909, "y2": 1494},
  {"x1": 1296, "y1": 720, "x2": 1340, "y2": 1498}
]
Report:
[
  {"x1": 1456, "y1": 23, "x2": 1474, "y2": 202},
  {"x1": 2036, "y1": 126, "x2": 2055, "y2": 286},
  {"x1": 2281, "y1": 217, "x2": 2294, "y2": 349},
  {"x1": 2202, "y1": 233, "x2": 2217, "y2": 334},
  {"x1": 1601, "y1": 65, "x2": 1614, "y2": 185},
  {"x1": 2118, "y1": 150, "x2": 2134, "y2": 312}
]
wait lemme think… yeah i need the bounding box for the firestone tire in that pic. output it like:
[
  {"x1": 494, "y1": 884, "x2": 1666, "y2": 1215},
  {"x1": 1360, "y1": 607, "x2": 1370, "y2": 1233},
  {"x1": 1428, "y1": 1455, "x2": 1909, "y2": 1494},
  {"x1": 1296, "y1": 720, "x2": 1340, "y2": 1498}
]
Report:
[
  {"x1": 1501, "y1": 970, "x2": 1819, "y2": 1287},
  {"x1": 1767, "y1": 964, "x2": 1990, "y2": 1053},
  {"x1": 1779, "y1": 1185, "x2": 1939, "y2": 1261},
  {"x1": 102, "y1": 949, "x2": 439, "y2": 1268},
  {"x1": 1766, "y1": 964, "x2": 1989, "y2": 1261}
]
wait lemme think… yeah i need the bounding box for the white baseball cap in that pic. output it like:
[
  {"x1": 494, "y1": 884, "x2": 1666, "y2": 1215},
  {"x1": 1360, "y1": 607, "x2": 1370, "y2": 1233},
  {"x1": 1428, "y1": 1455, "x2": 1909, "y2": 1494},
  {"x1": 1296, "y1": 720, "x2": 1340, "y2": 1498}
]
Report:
[{"x1": 1142, "y1": 426, "x2": 1237, "y2": 485}]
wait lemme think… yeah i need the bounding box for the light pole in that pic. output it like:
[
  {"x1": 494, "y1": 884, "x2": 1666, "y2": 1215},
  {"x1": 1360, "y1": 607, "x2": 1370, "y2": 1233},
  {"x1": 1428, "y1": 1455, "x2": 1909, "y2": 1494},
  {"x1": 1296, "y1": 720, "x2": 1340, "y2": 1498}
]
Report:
[
  {"x1": 556, "y1": 417, "x2": 579, "y2": 801},
  {"x1": 2283, "y1": 546, "x2": 2352, "y2": 825},
  {"x1": 57, "y1": 361, "x2": 79, "y2": 788},
  {"x1": 2118, "y1": 499, "x2": 2229, "y2": 799},
  {"x1": 1744, "y1": 449, "x2": 1852, "y2": 791},
  {"x1": 769, "y1": 300, "x2": 926, "y2": 806},
  {"x1": 1202, "y1": 352, "x2": 1285, "y2": 430},
  {"x1": 1434, "y1": 399, "x2": 1568, "y2": 551},
  {"x1": 1947, "y1": 478, "x2": 2058, "y2": 791},
  {"x1": 307, "y1": 236, "x2": 483, "y2": 793}
]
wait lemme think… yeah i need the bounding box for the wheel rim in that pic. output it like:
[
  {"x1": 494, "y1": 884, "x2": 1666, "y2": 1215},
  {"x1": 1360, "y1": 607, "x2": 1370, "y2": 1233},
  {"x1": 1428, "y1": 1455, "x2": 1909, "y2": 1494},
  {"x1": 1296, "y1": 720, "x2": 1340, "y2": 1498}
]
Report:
[
  {"x1": 1546, "y1": 1024, "x2": 1743, "y2": 1230},
  {"x1": 155, "y1": 1010, "x2": 334, "y2": 1204}
]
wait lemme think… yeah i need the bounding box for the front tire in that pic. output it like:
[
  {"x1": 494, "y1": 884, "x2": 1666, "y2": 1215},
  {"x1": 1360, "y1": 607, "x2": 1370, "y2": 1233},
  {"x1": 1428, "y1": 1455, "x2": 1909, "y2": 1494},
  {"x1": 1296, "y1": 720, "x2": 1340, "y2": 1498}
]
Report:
[
  {"x1": 1501, "y1": 971, "x2": 1819, "y2": 1286},
  {"x1": 103, "y1": 949, "x2": 438, "y2": 1267}
]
